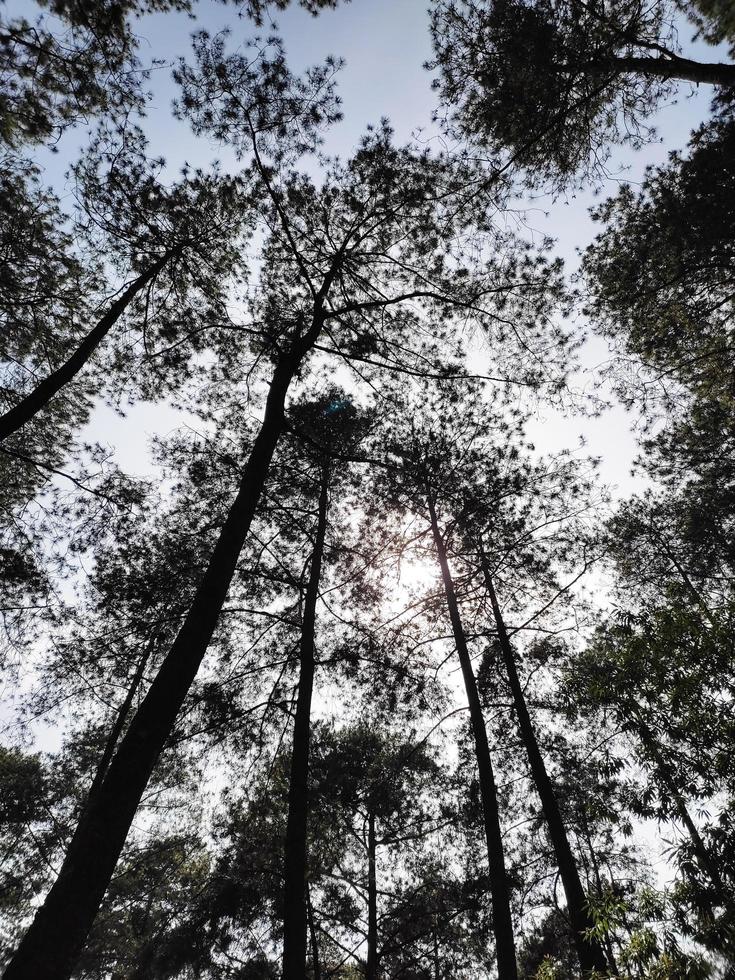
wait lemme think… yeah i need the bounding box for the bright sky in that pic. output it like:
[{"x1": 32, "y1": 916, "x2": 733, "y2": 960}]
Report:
[
  {"x1": 13, "y1": 0, "x2": 721, "y2": 491},
  {"x1": 7, "y1": 0, "x2": 724, "y2": 902}
]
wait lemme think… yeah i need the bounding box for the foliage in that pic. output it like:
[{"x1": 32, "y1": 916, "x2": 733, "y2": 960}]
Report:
[
  {"x1": 2, "y1": 0, "x2": 735, "y2": 977},
  {"x1": 430, "y1": 0, "x2": 735, "y2": 189}
]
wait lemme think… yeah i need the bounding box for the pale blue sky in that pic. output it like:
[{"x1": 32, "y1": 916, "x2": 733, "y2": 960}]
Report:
[{"x1": 15, "y1": 0, "x2": 722, "y2": 494}]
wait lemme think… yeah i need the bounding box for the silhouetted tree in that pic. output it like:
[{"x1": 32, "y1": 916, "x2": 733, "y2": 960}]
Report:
[
  {"x1": 431, "y1": 0, "x2": 735, "y2": 188},
  {"x1": 3, "y1": 29, "x2": 560, "y2": 974}
]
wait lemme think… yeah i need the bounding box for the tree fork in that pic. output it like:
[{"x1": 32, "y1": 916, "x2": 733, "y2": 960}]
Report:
[
  {"x1": 0, "y1": 252, "x2": 174, "y2": 442},
  {"x1": 479, "y1": 544, "x2": 610, "y2": 977},
  {"x1": 2, "y1": 317, "x2": 323, "y2": 980},
  {"x1": 427, "y1": 493, "x2": 518, "y2": 980},
  {"x1": 282, "y1": 460, "x2": 330, "y2": 980}
]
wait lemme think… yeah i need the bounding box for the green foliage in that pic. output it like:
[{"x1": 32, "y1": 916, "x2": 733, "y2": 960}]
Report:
[
  {"x1": 683, "y1": 0, "x2": 735, "y2": 53},
  {"x1": 0, "y1": 746, "x2": 45, "y2": 825},
  {"x1": 430, "y1": 0, "x2": 735, "y2": 189},
  {"x1": 583, "y1": 111, "x2": 735, "y2": 417},
  {"x1": 0, "y1": 0, "x2": 178, "y2": 146},
  {"x1": 76, "y1": 834, "x2": 212, "y2": 980}
]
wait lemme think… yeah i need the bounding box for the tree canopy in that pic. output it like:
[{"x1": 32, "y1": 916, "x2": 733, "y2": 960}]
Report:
[
  {"x1": 431, "y1": 0, "x2": 735, "y2": 188},
  {"x1": 1, "y1": 0, "x2": 734, "y2": 978}
]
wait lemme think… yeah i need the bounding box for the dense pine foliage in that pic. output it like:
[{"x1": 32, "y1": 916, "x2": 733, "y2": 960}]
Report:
[{"x1": 1, "y1": 0, "x2": 734, "y2": 977}]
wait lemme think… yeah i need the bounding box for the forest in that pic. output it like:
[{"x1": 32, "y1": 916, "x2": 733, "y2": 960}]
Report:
[{"x1": 0, "y1": 0, "x2": 734, "y2": 977}]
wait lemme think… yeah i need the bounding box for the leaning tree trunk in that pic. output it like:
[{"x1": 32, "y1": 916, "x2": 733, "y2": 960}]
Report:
[
  {"x1": 3, "y1": 315, "x2": 323, "y2": 980},
  {"x1": 585, "y1": 54, "x2": 735, "y2": 88},
  {"x1": 366, "y1": 809, "x2": 379, "y2": 980},
  {"x1": 634, "y1": 713, "x2": 727, "y2": 905},
  {"x1": 84, "y1": 635, "x2": 156, "y2": 809},
  {"x1": 479, "y1": 547, "x2": 610, "y2": 977},
  {"x1": 282, "y1": 461, "x2": 330, "y2": 980},
  {"x1": 427, "y1": 494, "x2": 518, "y2": 980},
  {"x1": 0, "y1": 253, "x2": 173, "y2": 441}
]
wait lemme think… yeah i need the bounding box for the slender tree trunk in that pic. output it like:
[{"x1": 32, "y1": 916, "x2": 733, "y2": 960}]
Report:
[
  {"x1": 479, "y1": 548, "x2": 609, "y2": 977},
  {"x1": 427, "y1": 495, "x2": 518, "y2": 980},
  {"x1": 0, "y1": 253, "x2": 173, "y2": 441},
  {"x1": 85, "y1": 636, "x2": 155, "y2": 808},
  {"x1": 3, "y1": 318, "x2": 323, "y2": 980},
  {"x1": 652, "y1": 532, "x2": 716, "y2": 627},
  {"x1": 634, "y1": 715, "x2": 726, "y2": 904},
  {"x1": 582, "y1": 55, "x2": 735, "y2": 87},
  {"x1": 282, "y1": 461, "x2": 330, "y2": 980},
  {"x1": 306, "y1": 881, "x2": 321, "y2": 980},
  {"x1": 366, "y1": 810, "x2": 379, "y2": 980},
  {"x1": 580, "y1": 813, "x2": 619, "y2": 975},
  {"x1": 433, "y1": 914, "x2": 441, "y2": 980}
]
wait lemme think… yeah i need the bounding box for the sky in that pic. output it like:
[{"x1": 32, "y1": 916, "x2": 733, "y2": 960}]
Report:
[
  {"x1": 7, "y1": 0, "x2": 722, "y2": 636},
  {"x1": 5, "y1": 0, "x2": 718, "y2": 496},
  {"x1": 111, "y1": 6, "x2": 721, "y2": 884},
  {"x1": 18, "y1": 0, "x2": 711, "y2": 501},
  {"x1": 7, "y1": 0, "x2": 726, "y2": 895}
]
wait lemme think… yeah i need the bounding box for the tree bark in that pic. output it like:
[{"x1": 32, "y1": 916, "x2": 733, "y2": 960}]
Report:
[
  {"x1": 583, "y1": 54, "x2": 735, "y2": 88},
  {"x1": 427, "y1": 495, "x2": 518, "y2": 980},
  {"x1": 2, "y1": 317, "x2": 323, "y2": 980},
  {"x1": 282, "y1": 461, "x2": 330, "y2": 980},
  {"x1": 479, "y1": 548, "x2": 609, "y2": 977},
  {"x1": 0, "y1": 253, "x2": 172, "y2": 441},
  {"x1": 366, "y1": 810, "x2": 379, "y2": 980}
]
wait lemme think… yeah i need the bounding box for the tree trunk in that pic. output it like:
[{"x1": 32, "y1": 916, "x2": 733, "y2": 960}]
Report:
[
  {"x1": 282, "y1": 461, "x2": 330, "y2": 980},
  {"x1": 0, "y1": 253, "x2": 172, "y2": 441},
  {"x1": 433, "y1": 914, "x2": 441, "y2": 980},
  {"x1": 3, "y1": 319, "x2": 322, "y2": 980},
  {"x1": 366, "y1": 810, "x2": 379, "y2": 980},
  {"x1": 427, "y1": 495, "x2": 518, "y2": 980},
  {"x1": 580, "y1": 812, "x2": 619, "y2": 975},
  {"x1": 634, "y1": 715, "x2": 726, "y2": 904},
  {"x1": 306, "y1": 881, "x2": 321, "y2": 980},
  {"x1": 479, "y1": 548, "x2": 609, "y2": 977},
  {"x1": 85, "y1": 636, "x2": 155, "y2": 808},
  {"x1": 584, "y1": 54, "x2": 735, "y2": 88}
]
